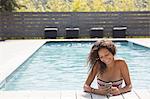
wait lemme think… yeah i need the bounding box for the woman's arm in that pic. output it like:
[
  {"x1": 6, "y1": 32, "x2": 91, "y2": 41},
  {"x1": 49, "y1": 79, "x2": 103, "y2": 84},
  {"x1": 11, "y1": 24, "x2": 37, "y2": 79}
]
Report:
[
  {"x1": 119, "y1": 60, "x2": 132, "y2": 93},
  {"x1": 111, "y1": 60, "x2": 132, "y2": 95},
  {"x1": 84, "y1": 63, "x2": 111, "y2": 95},
  {"x1": 83, "y1": 63, "x2": 98, "y2": 93}
]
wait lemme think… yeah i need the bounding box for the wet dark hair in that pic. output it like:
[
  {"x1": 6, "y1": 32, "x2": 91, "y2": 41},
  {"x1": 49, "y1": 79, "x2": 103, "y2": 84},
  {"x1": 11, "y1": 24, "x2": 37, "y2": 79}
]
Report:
[{"x1": 87, "y1": 40, "x2": 116, "y2": 75}]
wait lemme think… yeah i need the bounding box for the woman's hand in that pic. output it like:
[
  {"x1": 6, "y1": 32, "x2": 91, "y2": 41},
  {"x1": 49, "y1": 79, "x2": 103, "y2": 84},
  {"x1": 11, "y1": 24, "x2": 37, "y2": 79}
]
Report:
[
  {"x1": 96, "y1": 87, "x2": 111, "y2": 95},
  {"x1": 83, "y1": 84, "x2": 92, "y2": 93},
  {"x1": 110, "y1": 87, "x2": 121, "y2": 95}
]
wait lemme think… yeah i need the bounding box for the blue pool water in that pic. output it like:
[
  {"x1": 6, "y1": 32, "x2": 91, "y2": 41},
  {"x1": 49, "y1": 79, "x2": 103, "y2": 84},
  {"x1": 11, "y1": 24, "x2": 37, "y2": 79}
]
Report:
[{"x1": 1, "y1": 41, "x2": 150, "y2": 90}]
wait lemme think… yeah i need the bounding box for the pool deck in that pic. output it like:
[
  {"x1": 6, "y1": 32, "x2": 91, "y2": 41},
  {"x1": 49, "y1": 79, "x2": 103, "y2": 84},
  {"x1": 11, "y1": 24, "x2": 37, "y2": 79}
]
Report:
[
  {"x1": 0, "y1": 38, "x2": 150, "y2": 99},
  {"x1": 0, "y1": 89, "x2": 150, "y2": 99}
]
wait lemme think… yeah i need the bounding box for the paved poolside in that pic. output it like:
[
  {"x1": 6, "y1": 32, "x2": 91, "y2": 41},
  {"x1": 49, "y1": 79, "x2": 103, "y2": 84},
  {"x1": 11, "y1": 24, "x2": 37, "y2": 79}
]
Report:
[
  {"x1": 0, "y1": 89, "x2": 150, "y2": 99},
  {"x1": 0, "y1": 38, "x2": 150, "y2": 99}
]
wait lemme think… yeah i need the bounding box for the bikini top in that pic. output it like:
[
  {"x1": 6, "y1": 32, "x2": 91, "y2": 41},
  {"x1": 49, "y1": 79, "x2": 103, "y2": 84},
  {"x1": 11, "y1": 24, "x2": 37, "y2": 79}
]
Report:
[{"x1": 97, "y1": 78, "x2": 123, "y2": 88}]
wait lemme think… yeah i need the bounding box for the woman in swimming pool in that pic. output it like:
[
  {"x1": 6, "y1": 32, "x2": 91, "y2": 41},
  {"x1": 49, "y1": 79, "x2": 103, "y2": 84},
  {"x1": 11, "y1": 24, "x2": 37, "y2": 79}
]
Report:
[{"x1": 83, "y1": 40, "x2": 132, "y2": 96}]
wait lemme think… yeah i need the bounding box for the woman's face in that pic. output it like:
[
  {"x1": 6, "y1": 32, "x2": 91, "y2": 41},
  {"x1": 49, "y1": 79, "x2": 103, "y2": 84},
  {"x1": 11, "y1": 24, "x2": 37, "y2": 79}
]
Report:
[{"x1": 98, "y1": 48, "x2": 114, "y2": 65}]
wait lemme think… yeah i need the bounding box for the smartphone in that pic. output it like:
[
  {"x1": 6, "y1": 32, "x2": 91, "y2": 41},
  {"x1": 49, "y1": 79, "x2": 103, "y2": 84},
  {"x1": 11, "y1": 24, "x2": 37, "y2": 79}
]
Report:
[{"x1": 105, "y1": 82, "x2": 112, "y2": 89}]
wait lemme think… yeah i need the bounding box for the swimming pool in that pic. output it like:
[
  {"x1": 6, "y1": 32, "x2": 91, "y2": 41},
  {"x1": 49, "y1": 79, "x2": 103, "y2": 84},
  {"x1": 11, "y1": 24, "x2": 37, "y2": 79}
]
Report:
[{"x1": 1, "y1": 41, "x2": 150, "y2": 90}]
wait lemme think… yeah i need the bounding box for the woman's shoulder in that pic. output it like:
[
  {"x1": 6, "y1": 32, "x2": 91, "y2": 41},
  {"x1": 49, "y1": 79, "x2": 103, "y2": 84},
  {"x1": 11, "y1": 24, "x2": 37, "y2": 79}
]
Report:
[
  {"x1": 115, "y1": 58, "x2": 127, "y2": 66},
  {"x1": 115, "y1": 58, "x2": 125, "y2": 62}
]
